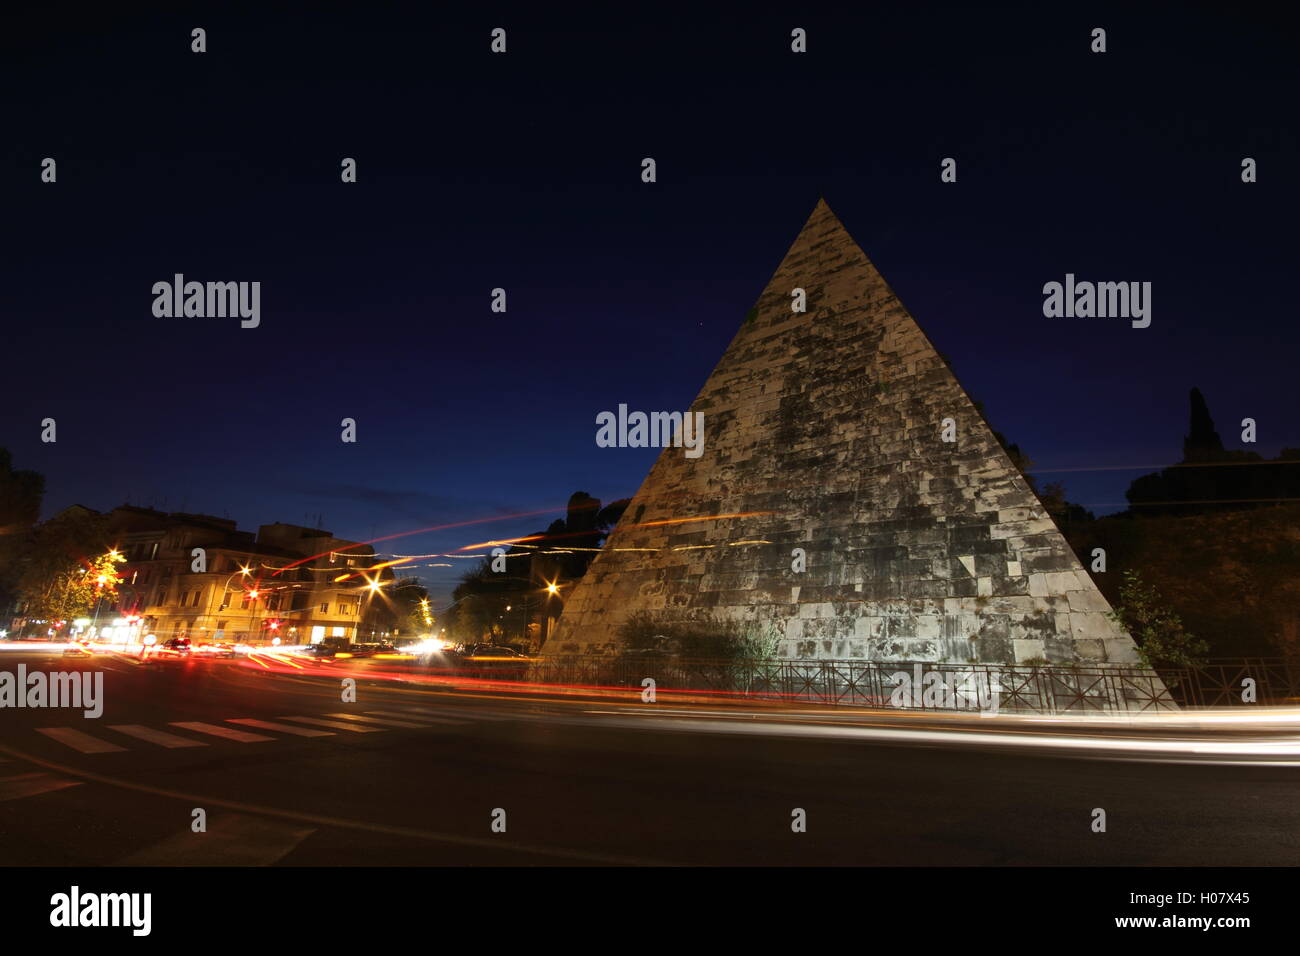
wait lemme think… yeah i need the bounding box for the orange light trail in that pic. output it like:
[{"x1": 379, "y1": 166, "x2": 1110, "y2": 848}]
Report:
[
  {"x1": 456, "y1": 512, "x2": 773, "y2": 552},
  {"x1": 457, "y1": 534, "x2": 545, "y2": 551},
  {"x1": 630, "y1": 511, "x2": 773, "y2": 529},
  {"x1": 269, "y1": 507, "x2": 590, "y2": 576}
]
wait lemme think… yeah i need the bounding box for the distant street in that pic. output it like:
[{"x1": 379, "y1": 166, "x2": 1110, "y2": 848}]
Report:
[{"x1": 0, "y1": 648, "x2": 1297, "y2": 866}]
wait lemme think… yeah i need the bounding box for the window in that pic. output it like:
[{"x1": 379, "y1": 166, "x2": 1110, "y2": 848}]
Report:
[
  {"x1": 155, "y1": 588, "x2": 168, "y2": 607},
  {"x1": 220, "y1": 591, "x2": 231, "y2": 611},
  {"x1": 191, "y1": 590, "x2": 201, "y2": 608},
  {"x1": 320, "y1": 603, "x2": 329, "y2": 613}
]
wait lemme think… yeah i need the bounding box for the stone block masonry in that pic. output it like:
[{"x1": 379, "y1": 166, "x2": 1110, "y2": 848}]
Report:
[{"x1": 547, "y1": 199, "x2": 1149, "y2": 672}]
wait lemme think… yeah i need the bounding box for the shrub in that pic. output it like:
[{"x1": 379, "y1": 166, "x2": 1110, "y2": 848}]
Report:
[{"x1": 1107, "y1": 569, "x2": 1209, "y2": 669}]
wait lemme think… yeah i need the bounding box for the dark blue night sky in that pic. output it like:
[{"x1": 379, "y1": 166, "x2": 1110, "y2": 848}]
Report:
[{"x1": 3, "y1": 2, "x2": 1296, "y2": 601}]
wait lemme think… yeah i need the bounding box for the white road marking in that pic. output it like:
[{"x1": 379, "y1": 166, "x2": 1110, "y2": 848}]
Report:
[
  {"x1": 278, "y1": 716, "x2": 384, "y2": 733},
  {"x1": 227, "y1": 718, "x2": 334, "y2": 737},
  {"x1": 119, "y1": 812, "x2": 316, "y2": 866},
  {"x1": 109, "y1": 724, "x2": 209, "y2": 749},
  {"x1": 169, "y1": 721, "x2": 272, "y2": 743},
  {"x1": 35, "y1": 727, "x2": 127, "y2": 753},
  {"x1": 0, "y1": 771, "x2": 82, "y2": 802}
]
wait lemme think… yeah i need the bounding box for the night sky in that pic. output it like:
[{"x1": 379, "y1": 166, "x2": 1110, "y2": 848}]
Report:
[{"x1": 3, "y1": 3, "x2": 1296, "y2": 602}]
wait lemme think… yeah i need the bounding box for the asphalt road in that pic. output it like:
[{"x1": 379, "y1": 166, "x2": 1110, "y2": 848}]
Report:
[{"x1": 1, "y1": 649, "x2": 1297, "y2": 866}]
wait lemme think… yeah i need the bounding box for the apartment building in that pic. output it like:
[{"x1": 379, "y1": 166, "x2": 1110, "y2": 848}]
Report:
[{"x1": 104, "y1": 508, "x2": 393, "y2": 645}]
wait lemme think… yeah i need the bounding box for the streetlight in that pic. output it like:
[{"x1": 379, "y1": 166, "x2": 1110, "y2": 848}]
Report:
[
  {"x1": 89, "y1": 548, "x2": 125, "y2": 636},
  {"x1": 245, "y1": 588, "x2": 261, "y2": 642}
]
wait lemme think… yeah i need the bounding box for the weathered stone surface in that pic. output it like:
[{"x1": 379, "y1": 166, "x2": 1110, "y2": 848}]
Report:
[{"x1": 546, "y1": 199, "x2": 1148, "y2": 668}]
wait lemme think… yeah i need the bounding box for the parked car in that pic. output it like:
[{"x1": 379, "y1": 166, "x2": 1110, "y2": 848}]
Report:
[
  {"x1": 457, "y1": 644, "x2": 530, "y2": 679},
  {"x1": 340, "y1": 642, "x2": 398, "y2": 659},
  {"x1": 195, "y1": 641, "x2": 237, "y2": 658}
]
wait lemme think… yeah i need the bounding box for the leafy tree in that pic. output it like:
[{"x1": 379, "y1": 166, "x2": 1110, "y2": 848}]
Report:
[
  {"x1": 389, "y1": 576, "x2": 431, "y2": 635},
  {"x1": 444, "y1": 489, "x2": 630, "y2": 645},
  {"x1": 1106, "y1": 569, "x2": 1209, "y2": 669},
  {"x1": 16, "y1": 511, "x2": 123, "y2": 629},
  {"x1": 0, "y1": 448, "x2": 45, "y2": 615}
]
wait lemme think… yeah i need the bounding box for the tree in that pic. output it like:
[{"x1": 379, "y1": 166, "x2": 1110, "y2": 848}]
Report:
[
  {"x1": 16, "y1": 511, "x2": 123, "y2": 631},
  {"x1": 0, "y1": 448, "x2": 45, "y2": 616},
  {"x1": 1126, "y1": 387, "x2": 1300, "y2": 515},
  {"x1": 1106, "y1": 569, "x2": 1209, "y2": 669},
  {"x1": 389, "y1": 577, "x2": 431, "y2": 635}
]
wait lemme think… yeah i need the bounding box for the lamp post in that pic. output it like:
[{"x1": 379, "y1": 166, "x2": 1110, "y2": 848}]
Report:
[
  {"x1": 89, "y1": 548, "x2": 125, "y2": 638},
  {"x1": 245, "y1": 588, "x2": 261, "y2": 644},
  {"x1": 360, "y1": 576, "x2": 385, "y2": 641},
  {"x1": 541, "y1": 580, "x2": 562, "y2": 650},
  {"x1": 209, "y1": 562, "x2": 254, "y2": 642},
  {"x1": 214, "y1": 564, "x2": 253, "y2": 616}
]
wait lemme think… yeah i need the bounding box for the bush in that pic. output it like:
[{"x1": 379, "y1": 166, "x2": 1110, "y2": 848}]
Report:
[
  {"x1": 1107, "y1": 569, "x2": 1209, "y2": 669},
  {"x1": 616, "y1": 611, "x2": 781, "y2": 663}
]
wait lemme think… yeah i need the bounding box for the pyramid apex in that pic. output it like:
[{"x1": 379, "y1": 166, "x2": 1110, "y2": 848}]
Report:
[{"x1": 796, "y1": 196, "x2": 851, "y2": 239}]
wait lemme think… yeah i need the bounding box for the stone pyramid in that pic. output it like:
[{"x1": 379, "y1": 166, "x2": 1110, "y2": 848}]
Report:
[{"x1": 547, "y1": 199, "x2": 1143, "y2": 666}]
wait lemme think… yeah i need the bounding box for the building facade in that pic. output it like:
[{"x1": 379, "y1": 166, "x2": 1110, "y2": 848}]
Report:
[{"x1": 102, "y1": 508, "x2": 394, "y2": 645}]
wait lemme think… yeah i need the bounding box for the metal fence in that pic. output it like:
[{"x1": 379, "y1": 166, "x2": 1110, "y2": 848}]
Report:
[
  {"x1": 1161, "y1": 658, "x2": 1300, "y2": 708},
  {"x1": 526, "y1": 656, "x2": 1300, "y2": 713}
]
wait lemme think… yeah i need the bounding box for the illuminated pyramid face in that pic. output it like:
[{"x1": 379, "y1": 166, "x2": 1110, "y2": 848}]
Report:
[{"x1": 548, "y1": 200, "x2": 1141, "y2": 666}]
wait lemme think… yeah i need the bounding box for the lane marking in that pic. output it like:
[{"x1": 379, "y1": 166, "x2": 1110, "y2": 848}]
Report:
[
  {"x1": 109, "y1": 725, "x2": 209, "y2": 749},
  {"x1": 0, "y1": 771, "x2": 82, "y2": 802},
  {"x1": 119, "y1": 812, "x2": 316, "y2": 866},
  {"x1": 278, "y1": 716, "x2": 384, "y2": 733},
  {"x1": 35, "y1": 728, "x2": 127, "y2": 754},
  {"x1": 0, "y1": 738, "x2": 663, "y2": 865},
  {"x1": 326, "y1": 713, "x2": 435, "y2": 729},
  {"x1": 227, "y1": 718, "x2": 334, "y2": 737},
  {"x1": 169, "y1": 721, "x2": 272, "y2": 743}
]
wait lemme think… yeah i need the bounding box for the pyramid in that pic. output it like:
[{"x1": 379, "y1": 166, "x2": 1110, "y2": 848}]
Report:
[{"x1": 547, "y1": 199, "x2": 1144, "y2": 667}]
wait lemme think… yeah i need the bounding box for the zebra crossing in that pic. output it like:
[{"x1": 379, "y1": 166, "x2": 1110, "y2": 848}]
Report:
[
  {"x1": 20, "y1": 704, "x2": 477, "y2": 756},
  {"x1": 0, "y1": 703, "x2": 520, "y2": 866}
]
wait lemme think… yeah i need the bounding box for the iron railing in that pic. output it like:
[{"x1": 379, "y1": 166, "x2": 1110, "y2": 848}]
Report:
[{"x1": 524, "y1": 656, "x2": 1300, "y2": 713}]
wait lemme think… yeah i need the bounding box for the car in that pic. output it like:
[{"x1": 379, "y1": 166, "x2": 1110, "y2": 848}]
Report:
[
  {"x1": 195, "y1": 641, "x2": 237, "y2": 658},
  {"x1": 160, "y1": 637, "x2": 192, "y2": 655},
  {"x1": 302, "y1": 643, "x2": 341, "y2": 659},
  {"x1": 457, "y1": 644, "x2": 530, "y2": 679},
  {"x1": 339, "y1": 642, "x2": 396, "y2": 659}
]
